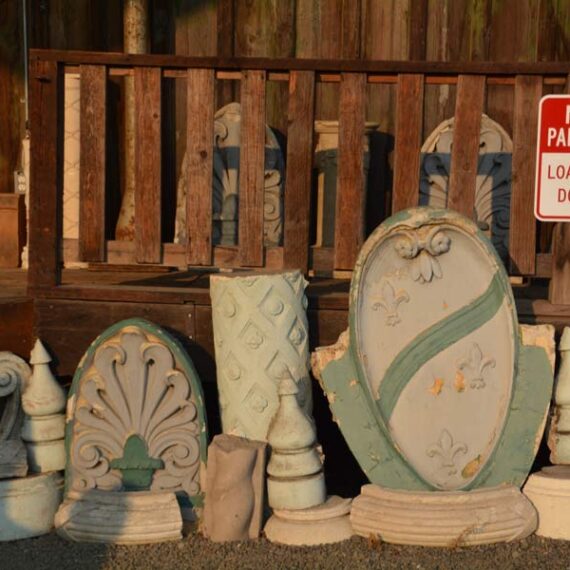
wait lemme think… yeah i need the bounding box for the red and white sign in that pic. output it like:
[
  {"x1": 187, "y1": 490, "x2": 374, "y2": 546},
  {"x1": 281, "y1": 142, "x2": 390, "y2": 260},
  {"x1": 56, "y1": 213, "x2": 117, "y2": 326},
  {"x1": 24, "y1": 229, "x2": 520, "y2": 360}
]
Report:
[{"x1": 535, "y1": 95, "x2": 570, "y2": 221}]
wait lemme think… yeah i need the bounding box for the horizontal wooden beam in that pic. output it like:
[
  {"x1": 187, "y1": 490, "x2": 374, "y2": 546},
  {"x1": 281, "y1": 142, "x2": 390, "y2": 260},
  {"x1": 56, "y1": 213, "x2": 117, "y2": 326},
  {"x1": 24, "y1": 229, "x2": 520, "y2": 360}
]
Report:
[
  {"x1": 30, "y1": 49, "x2": 570, "y2": 76},
  {"x1": 62, "y1": 65, "x2": 568, "y2": 86}
]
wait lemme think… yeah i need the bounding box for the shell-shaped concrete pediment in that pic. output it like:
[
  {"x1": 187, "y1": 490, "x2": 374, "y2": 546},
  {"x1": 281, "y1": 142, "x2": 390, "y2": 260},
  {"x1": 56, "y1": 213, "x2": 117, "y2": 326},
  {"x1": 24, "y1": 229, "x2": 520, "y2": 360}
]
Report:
[
  {"x1": 313, "y1": 208, "x2": 553, "y2": 491},
  {"x1": 65, "y1": 319, "x2": 208, "y2": 512}
]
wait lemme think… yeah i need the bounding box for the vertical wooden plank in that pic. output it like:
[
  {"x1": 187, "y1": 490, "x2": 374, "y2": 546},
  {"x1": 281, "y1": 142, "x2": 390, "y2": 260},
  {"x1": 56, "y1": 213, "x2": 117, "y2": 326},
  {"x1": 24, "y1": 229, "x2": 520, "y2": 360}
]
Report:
[
  {"x1": 447, "y1": 75, "x2": 486, "y2": 218},
  {"x1": 28, "y1": 58, "x2": 62, "y2": 290},
  {"x1": 283, "y1": 71, "x2": 315, "y2": 272},
  {"x1": 549, "y1": 75, "x2": 570, "y2": 305},
  {"x1": 234, "y1": 1, "x2": 295, "y2": 133},
  {"x1": 175, "y1": 0, "x2": 218, "y2": 190},
  {"x1": 392, "y1": 74, "x2": 424, "y2": 213},
  {"x1": 134, "y1": 67, "x2": 162, "y2": 264},
  {"x1": 341, "y1": 0, "x2": 362, "y2": 58},
  {"x1": 239, "y1": 70, "x2": 266, "y2": 267},
  {"x1": 186, "y1": 68, "x2": 215, "y2": 266},
  {"x1": 408, "y1": 0, "x2": 428, "y2": 60},
  {"x1": 216, "y1": 0, "x2": 235, "y2": 107},
  {"x1": 334, "y1": 73, "x2": 367, "y2": 271},
  {"x1": 487, "y1": 0, "x2": 540, "y2": 136},
  {"x1": 510, "y1": 75, "x2": 542, "y2": 276},
  {"x1": 79, "y1": 65, "x2": 107, "y2": 262}
]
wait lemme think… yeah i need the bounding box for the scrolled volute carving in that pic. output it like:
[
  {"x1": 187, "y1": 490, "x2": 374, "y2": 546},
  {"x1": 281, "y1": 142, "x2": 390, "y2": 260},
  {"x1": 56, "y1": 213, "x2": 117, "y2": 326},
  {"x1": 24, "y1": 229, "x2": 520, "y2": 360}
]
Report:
[
  {"x1": 394, "y1": 227, "x2": 451, "y2": 284},
  {"x1": 0, "y1": 352, "x2": 29, "y2": 441}
]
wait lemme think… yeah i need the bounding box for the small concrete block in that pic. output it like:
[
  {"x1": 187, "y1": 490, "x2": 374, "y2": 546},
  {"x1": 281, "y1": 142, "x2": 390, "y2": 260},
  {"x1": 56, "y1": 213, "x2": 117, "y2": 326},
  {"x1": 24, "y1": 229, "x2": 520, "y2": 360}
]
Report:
[
  {"x1": 264, "y1": 496, "x2": 353, "y2": 546},
  {"x1": 203, "y1": 434, "x2": 267, "y2": 542},
  {"x1": 350, "y1": 484, "x2": 537, "y2": 546},
  {"x1": 523, "y1": 466, "x2": 570, "y2": 540}
]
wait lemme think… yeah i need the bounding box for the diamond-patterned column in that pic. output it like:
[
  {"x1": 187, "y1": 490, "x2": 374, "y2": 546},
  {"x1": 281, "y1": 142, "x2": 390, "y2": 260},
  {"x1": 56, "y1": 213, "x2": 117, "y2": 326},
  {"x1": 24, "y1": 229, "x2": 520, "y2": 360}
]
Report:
[{"x1": 210, "y1": 270, "x2": 311, "y2": 441}]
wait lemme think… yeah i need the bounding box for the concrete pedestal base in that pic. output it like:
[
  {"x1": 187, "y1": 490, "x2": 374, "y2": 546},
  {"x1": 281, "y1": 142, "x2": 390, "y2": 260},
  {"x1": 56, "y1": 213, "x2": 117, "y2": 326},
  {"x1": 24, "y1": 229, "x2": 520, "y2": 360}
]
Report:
[
  {"x1": 264, "y1": 496, "x2": 353, "y2": 546},
  {"x1": 351, "y1": 484, "x2": 536, "y2": 547},
  {"x1": 0, "y1": 472, "x2": 63, "y2": 541},
  {"x1": 55, "y1": 489, "x2": 182, "y2": 544},
  {"x1": 523, "y1": 466, "x2": 570, "y2": 539}
]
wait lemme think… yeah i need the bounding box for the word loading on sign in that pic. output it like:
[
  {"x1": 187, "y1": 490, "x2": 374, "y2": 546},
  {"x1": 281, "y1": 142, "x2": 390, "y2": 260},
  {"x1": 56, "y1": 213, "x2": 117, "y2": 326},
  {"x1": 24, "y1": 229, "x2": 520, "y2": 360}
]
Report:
[{"x1": 535, "y1": 95, "x2": 570, "y2": 221}]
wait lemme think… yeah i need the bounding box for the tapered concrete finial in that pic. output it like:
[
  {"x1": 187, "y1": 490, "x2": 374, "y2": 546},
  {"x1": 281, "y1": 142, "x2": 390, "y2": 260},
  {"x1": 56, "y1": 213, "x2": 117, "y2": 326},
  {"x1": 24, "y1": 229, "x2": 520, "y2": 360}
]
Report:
[{"x1": 29, "y1": 339, "x2": 52, "y2": 366}]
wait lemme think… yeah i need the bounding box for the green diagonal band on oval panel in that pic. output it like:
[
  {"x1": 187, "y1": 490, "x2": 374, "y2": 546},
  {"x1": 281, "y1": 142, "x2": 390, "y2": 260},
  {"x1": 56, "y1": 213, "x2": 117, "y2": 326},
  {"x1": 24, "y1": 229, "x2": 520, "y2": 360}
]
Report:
[{"x1": 378, "y1": 271, "x2": 505, "y2": 421}]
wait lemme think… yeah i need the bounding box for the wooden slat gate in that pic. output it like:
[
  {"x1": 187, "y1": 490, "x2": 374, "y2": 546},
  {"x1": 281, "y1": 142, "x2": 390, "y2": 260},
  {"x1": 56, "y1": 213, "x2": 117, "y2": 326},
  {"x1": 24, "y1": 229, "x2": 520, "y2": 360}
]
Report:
[{"x1": 27, "y1": 50, "x2": 570, "y2": 305}]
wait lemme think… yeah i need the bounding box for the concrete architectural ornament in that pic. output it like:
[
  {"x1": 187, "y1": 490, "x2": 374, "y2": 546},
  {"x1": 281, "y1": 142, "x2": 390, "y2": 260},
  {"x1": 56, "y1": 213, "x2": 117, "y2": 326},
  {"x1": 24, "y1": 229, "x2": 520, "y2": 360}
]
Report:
[
  {"x1": 351, "y1": 484, "x2": 536, "y2": 546},
  {"x1": 264, "y1": 495, "x2": 353, "y2": 546},
  {"x1": 55, "y1": 489, "x2": 183, "y2": 544},
  {"x1": 523, "y1": 326, "x2": 570, "y2": 540},
  {"x1": 0, "y1": 345, "x2": 64, "y2": 542},
  {"x1": 56, "y1": 319, "x2": 208, "y2": 543},
  {"x1": 210, "y1": 270, "x2": 311, "y2": 441},
  {"x1": 313, "y1": 120, "x2": 379, "y2": 248},
  {"x1": 0, "y1": 352, "x2": 29, "y2": 478},
  {"x1": 21, "y1": 339, "x2": 67, "y2": 473},
  {"x1": 313, "y1": 208, "x2": 552, "y2": 492},
  {"x1": 264, "y1": 378, "x2": 353, "y2": 546},
  {"x1": 313, "y1": 207, "x2": 553, "y2": 545},
  {"x1": 203, "y1": 434, "x2": 267, "y2": 542},
  {"x1": 419, "y1": 115, "x2": 512, "y2": 261},
  {"x1": 267, "y1": 377, "x2": 325, "y2": 511},
  {"x1": 175, "y1": 102, "x2": 285, "y2": 247},
  {"x1": 549, "y1": 327, "x2": 570, "y2": 463}
]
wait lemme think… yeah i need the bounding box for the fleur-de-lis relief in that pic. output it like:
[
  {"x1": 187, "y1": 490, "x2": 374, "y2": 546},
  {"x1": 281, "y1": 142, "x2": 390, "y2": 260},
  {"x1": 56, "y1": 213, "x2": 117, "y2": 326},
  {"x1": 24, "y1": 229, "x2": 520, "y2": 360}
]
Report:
[
  {"x1": 394, "y1": 227, "x2": 451, "y2": 284},
  {"x1": 426, "y1": 429, "x2": 467, "y2": 476},
  {"x1": 371, "y1": 280, "x2": 410, "y2": 326},
  {"x1": 457, "y1": 343, "x2": 496, "y2": 389}
]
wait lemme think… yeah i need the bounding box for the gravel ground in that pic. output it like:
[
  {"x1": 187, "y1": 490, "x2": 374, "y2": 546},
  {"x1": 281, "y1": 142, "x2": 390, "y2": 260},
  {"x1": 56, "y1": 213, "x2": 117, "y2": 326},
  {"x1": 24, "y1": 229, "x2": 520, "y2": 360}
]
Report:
[{"x1": 2, "y1": 532, "x2": 570, "y2": 570}]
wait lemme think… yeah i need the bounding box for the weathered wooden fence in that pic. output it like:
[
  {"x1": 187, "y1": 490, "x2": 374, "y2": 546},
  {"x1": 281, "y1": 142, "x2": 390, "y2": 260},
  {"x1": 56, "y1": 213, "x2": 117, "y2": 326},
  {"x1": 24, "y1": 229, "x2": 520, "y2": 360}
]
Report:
[{"x1": 28, "y1": 49, "x2": 570, "y2": 302}]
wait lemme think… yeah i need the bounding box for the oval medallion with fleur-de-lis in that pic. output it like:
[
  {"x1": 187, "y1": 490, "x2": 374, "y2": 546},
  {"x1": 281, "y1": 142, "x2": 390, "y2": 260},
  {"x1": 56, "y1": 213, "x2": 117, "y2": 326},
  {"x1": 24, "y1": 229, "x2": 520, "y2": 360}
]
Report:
[{"x1": 314, "y1": 208, "x2": 553, "y2": 492}]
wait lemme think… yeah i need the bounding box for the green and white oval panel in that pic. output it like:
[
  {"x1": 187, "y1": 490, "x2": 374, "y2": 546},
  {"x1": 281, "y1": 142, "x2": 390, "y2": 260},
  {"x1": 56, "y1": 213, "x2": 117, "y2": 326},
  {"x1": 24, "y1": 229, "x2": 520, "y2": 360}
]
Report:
[{"x1": 313, "y1": 207, "x2": 553, "y2": 491}]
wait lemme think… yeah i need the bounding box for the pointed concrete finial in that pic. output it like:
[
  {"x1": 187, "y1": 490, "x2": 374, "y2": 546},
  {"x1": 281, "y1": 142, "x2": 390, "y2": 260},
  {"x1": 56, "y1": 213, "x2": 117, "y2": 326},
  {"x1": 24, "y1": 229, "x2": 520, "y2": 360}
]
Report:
[{"x1": 30, "y1": 339, "x2": 52, "y2": 366}]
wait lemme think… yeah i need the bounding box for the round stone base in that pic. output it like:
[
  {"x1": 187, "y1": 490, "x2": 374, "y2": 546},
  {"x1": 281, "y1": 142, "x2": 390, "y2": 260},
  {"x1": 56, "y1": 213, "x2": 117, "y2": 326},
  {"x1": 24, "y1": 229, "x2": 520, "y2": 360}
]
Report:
[
  {"x1": 351, "y1": 484, "x2": 537, "y2": 547},
  {"x1": 55, "y1": 489, "x2": 182, "y2": 544},
  {"x1": 0, "y1": 472, "x2": 63, "y2": 541},
  {"x1": 264, "y1": 495, "x2": 353, "y2": 546},
  {"x1": 523, "y1": 466, "x2": 570, "y2": 539}
]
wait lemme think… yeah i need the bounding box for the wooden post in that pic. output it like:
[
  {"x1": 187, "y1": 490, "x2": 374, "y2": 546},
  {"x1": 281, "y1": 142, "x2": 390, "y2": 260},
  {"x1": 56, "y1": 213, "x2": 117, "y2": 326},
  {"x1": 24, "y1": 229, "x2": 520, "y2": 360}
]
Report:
[
  {"x1": 392, "y1": 74, "x2": 424, "y2": 213},
  {"x1": 116, "y1": 0, "x2": 149, "y2": 241},
  {"x1": 79, "y1": 65, "x2": 107, "y2": 262},
  {"x1": 134, "y1": 67, "x2": 161, "y2": 264},
  {"x1": 334, "y1": 72, "x2": 367, "y2": 271},
  {"x1": 186, "y1": 69, "x2": 215, "y2": 266},
  {"x1": 238, "y1": 70, "x2": 266, "y2": 268},
  {"x1": 510, "y1": 75, "x2": 542, "y2": 276},
  {"x1": 28, "y1": 58, "x2": 62, "y2": 291},
  {"x1": 448, "y1": 75, "x2": 486, "y2": 218},
  {"x1": 283, "y1": 71, "x2": 315, "y2": 272}
]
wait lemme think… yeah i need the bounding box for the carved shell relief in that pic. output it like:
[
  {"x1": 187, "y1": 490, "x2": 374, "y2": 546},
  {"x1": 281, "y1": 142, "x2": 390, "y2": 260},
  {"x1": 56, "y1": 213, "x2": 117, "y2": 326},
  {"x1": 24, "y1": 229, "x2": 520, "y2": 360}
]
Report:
[
  {"x1": 67, "y1": 321, "x2": 207, "y2": 502},
  {"x1": 419, "y1": 115, "x2": 512, "y2": 261},
  {"x1": 175, "y1": 102, "x2": 285, "y2": 248},
  {"x1": 355, "y1": 209, "x2": 516, "y2": 490}
]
